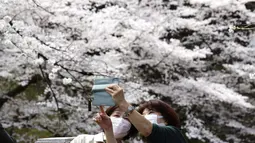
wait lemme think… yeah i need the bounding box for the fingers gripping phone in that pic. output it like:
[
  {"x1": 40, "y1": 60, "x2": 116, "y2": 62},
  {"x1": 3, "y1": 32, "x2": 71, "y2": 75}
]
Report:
[{"x1": 91, "y1": 78, "x2": 119, "y2": 106}]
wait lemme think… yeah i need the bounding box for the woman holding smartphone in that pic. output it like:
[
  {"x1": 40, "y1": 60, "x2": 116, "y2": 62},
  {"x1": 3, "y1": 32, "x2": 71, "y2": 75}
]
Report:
[{"x1": 101, "y1": 84, "x2": 187, "y2": 143}]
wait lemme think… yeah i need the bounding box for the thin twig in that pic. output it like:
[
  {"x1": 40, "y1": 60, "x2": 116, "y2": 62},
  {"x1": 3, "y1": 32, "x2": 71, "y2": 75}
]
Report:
[
  {"x1": 32, "y1": 0, "x2": 55, "y2": 15},
  {"x1": 54, "y1": 63, "x2": 91, "y2": 101},
  {"x1": 38, "y1": 54, "x2": 60, "y2": 111},
  {"x1": 9, "y1": 9, "x2": 32, "y2": 23},
  {"x1": 154, "y1": 53, "x2": 171, "y2": 67},
  {"x1": 33, "y1": 34, "x2": 62, "y2": 51}
]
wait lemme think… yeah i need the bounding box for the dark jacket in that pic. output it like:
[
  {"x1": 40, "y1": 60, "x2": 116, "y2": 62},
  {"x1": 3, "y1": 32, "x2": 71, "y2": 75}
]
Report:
[
  {"x1": 0, "y1": 123, "x2": 16, "y2": 143},
  {"x1": 147, "y1": 124, "x2": 187, "y2": 143}
]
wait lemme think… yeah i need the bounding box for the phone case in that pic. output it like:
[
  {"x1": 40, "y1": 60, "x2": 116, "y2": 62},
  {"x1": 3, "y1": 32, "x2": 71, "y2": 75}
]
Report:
[{"x1": 91, "y1": 78, "x2": 119, "y2": 106}]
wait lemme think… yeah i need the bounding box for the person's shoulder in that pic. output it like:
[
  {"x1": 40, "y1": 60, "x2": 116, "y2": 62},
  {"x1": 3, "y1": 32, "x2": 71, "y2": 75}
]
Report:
[
  {"x1": 152, "y1": 124, "x2": 178, "y2": 132},
  {"x1": 166, "y1": 125, "x2": 180, "y2": 130},
  {"x1": 152, "y1": 124, "x2": 182, "y2": 134},
  {"x1": 94, "y1": 132, "x2": 104, "y2": 142},
  {"x1": 165, "y1": 125, "x2": 183, "y2": 132},
  {"x1": 153, "y1": 124, "x2": 177, "y2": 129},
  {"x1": 166, "y1": 125, "x2": 187, "y2": 143},
  {"x1": 152, "y1": 124, "x2": 185, "y2": 135}
]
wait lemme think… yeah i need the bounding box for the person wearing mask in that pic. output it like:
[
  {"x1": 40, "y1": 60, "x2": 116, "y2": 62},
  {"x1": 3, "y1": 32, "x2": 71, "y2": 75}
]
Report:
[
  {"x1": 93, "y1": 106, "x2": 137, "y2": 143},
  {"x1": 104, "y1": 84, "x2": 187, "y2": 143},
  {"x1": 0, "y1": 123, "x2": 16, "y2": 143},
  {"x1": 104, "y1": 105, "x2": 137, "y2": 141},
  {"x1": 71, "y1": 105, "x2": 136, "y2": 143}
]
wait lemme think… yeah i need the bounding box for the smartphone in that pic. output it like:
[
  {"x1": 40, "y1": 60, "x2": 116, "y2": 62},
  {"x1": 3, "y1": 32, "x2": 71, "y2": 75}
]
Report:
[{"x1": 91, "y1": 78, "x2": 119, "y2": 106}]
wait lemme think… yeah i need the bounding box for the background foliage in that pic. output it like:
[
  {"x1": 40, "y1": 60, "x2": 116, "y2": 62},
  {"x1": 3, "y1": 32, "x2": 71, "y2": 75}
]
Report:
[{"x1": 0, "y1": 0, "x2": 255, "y2": 142}]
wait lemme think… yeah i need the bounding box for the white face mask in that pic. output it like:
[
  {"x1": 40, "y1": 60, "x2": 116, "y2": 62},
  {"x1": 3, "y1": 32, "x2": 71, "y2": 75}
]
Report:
[
  {"x1": 144, "y1": 114, "x2": 166, "y2": 126},
  {"x1": 110, "y1": 117, "x2": 131, "y2": 139}
]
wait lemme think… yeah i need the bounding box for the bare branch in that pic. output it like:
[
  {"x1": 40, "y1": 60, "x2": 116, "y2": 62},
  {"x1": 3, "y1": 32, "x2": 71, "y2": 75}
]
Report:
[
  {"x1": 33, "y1": 34, "x2": 62, "y2": 51},
  {"x1": 32, "y1": 0, "x2": 55, "y2": 15},
  {"x1": 37, "y1": 56, "x2": 60, "y2": 111}
]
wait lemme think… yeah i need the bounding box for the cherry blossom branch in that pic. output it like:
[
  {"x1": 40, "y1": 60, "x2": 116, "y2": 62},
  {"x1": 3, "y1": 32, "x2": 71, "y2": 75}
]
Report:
[
  {"x1": 32, "y1": 34, "x2": 62, "y2": 51},
  {"x1": 55, "y1": 63, "x2": 88, "y2": 91},
  {"x1": 53, "y1": 62, "x2": 92, "y2": 111},
  {"x1": 32, "y1": 0, "x2": 55, "y2": 15},
  {"x1": 38, "y1": 54, "x2": 60, "y2": 111},
  {"x1": 154, "y1": 53, "x2": 172, "y2": 67},
  {"x1": 9, "y1": 9, "x2": 32, "y2": 23}
]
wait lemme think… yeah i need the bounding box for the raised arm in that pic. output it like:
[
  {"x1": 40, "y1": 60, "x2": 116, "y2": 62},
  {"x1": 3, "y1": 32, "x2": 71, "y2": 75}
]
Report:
[
  {"x1": 93, "y1": 106, "x2": 117, "y2": 143},
  {"x1": 105, "y1": 85, "x2": 153, "y2": 137}
]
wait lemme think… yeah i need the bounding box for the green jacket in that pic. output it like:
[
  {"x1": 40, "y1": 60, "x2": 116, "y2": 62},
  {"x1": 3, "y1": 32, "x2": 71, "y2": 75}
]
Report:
[{"x1": 147, "y1": 124, "x2": 187, "y2": 143}]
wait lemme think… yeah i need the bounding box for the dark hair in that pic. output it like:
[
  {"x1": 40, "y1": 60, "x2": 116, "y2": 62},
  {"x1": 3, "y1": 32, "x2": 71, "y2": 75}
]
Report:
[
  {"x1": 105, "y1": 106, "x2": 119, "y2": 116},
  {"x1": 137, "y1": 100, "x2": 181, "y2": 128},
  {"x1": 105, "y1": 105, "x2": 138, "y2": 140}
]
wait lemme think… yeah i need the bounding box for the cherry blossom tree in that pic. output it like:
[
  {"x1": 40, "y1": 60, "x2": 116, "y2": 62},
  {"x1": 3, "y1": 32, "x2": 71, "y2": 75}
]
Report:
[{"x1": 0, "y1": 0, "x2": 255, "y2": 142}]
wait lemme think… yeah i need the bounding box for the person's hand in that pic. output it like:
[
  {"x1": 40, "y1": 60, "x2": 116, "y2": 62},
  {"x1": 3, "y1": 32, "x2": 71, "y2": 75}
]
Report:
[
  {"x1": 105, "y1": 84, "x2": 128, "y2": 109},
  {"x1": 93, "y1": 106, "x2": 112, "y2": 131}
]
